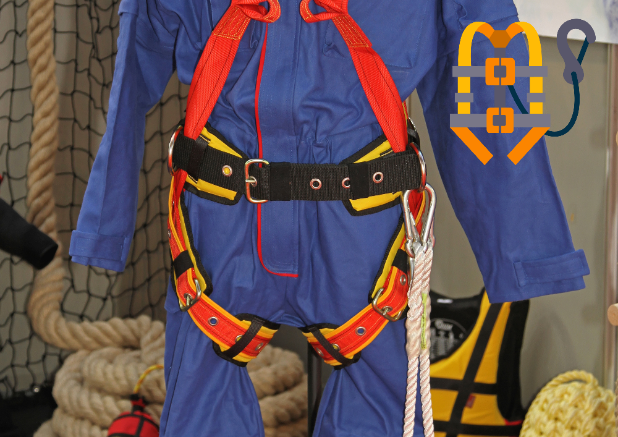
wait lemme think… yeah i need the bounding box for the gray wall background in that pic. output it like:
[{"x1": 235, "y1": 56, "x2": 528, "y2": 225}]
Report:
[{"x1": 406, "y1": 36, "x2": 609, "y2": 404}]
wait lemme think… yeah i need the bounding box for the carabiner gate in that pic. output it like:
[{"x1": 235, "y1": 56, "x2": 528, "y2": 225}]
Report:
[{"x1": 401, "y1": 184, "x2": 436, "y2": 259}]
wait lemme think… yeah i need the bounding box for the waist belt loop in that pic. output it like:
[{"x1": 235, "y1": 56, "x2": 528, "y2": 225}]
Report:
[
  {"x1": 348, "y1": 161, "x2": 370, "y2": 199},
  {"x1": 269, "y1": 162, "x2": 292, "y2": 201},
  {"x1": 186, "y1": 137, "x2": 209, "y2": 181}
]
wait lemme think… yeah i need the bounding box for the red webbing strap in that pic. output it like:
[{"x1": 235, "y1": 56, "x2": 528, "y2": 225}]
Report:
[
  {"x1": 184, "y1": 0, "x2": 281, "y2": 140},
  {"x1": 168, "y1": 175, "x2": 275, "y2": 363},
  {"x1": 306, "y1": 194, "x2": 426, "y2": 366},
  {"x1": 307, "y1": 261, "x2": 409, "y2": 367},
  {"x1": 300, "y1": 0, "x2": 408, "y2": 152}
]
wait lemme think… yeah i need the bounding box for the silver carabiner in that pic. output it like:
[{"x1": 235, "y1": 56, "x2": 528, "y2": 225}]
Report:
[{"x1": 401, "y1": 184, "x2": 436, "y2": 259}]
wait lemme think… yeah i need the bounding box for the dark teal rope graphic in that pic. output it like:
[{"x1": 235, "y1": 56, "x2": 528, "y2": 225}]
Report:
[{"x1": 508, "y1": 38, "x2": 588, "y2": 138}]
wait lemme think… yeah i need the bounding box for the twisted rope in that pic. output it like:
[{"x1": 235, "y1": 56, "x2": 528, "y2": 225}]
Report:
[
  {"x1": 402, "y1": 243, "x2": 434, "y2": 437},
  {"x1": 26, "y1": 0, "x2": 171, "y2": 354},
  {"x1": 419, "y1": 248, "x2": 434, "y2": 437},
  {"x1": 33, "y1": 344, "x2": 307, "y2": 437}
]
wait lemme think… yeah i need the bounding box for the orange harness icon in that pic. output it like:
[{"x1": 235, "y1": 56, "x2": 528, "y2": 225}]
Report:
[{"x1": 450, "y1": 22, "x2": 549, "y2": 165}]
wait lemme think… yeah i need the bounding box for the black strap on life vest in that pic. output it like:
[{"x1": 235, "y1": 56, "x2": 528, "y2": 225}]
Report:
[
  {"x1": 432, "y1": 304, "x2": 523, "y2": 437},
  {"x1": 171, "y1": 126, "x2": 423, "y2": 202}
]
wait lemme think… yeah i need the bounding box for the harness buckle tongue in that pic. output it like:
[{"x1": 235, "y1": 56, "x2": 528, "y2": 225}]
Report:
[
  {"x1": 245, "y1": 159, "x2": 270, "y2": 204},
  {"x1": 179, "y1": 279, "x2": 202, "y2": 311},
  {"x1": 372, "y1": 287, "x2": 404, "y2": 322}
]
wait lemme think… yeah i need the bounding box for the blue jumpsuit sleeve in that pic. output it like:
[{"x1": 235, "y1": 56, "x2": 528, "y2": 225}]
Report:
[
  {"x1": 68, "y1": 0, "x2": 179, "y2": 271},
  {"x1": 416, "y1": 0, "x2": 589, "y2": 303}
]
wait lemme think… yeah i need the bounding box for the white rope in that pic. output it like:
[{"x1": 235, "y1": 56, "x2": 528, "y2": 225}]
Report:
[
  {"x1": 33, "y1": 343, "x2": 307, "y2": 437},
  {"x1": 419, "y1": 250, "x2": 434, "y2": 437},
  {"x1": 402, "y1": 243, "x2": 434, "y2": 437}
]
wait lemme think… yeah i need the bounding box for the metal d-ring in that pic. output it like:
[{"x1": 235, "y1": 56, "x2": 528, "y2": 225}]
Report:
[
  {"x1": 179, "y1": 278, "x2": 202, "y2": 311},
  {"x1": 167, "y1": 126, "x2": 183, "y2": 175},
  {"x1": 372, "y1": 288, "x2": 403, "y2": 322}
]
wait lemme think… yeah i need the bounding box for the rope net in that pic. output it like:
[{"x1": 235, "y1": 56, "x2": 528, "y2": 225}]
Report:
[{"x1": 0, "y1": 0, "x2": 187, "y2": 398}]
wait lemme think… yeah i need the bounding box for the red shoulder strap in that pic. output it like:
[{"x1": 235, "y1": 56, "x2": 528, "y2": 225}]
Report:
[
  {"x1": 184, "y1": 0, "x2": 281, "y2": 139},
  {"x1": 300, "y1": 0, "x2": 408, "y2": 152}
]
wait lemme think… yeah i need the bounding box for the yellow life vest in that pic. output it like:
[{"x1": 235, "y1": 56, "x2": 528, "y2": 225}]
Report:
[{"x1": 430, "y1": 289, "x2": 529, "y2": 437}]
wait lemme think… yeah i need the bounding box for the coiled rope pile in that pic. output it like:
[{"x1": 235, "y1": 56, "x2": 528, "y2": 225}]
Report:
[
  {"x1": 520, "y1": 370, "x2": 615, "y2": 437},
  {"x1": 34, "y1": 339, "x2": 308, "y2": 437},
  {"x1": 25, "y1": 0, "x2": 308, "y2": 435}
]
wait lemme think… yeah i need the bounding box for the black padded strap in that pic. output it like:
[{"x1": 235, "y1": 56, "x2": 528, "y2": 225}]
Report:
[
  {"x1": 173, "y1": 251, "x2": 193, "y2": 278},
  {"x1": 446, "y1": 304, "x2": 503, "y2": 437},
  {"x1": 172, "y1": 131, "x2": 422, "y2": 201}
]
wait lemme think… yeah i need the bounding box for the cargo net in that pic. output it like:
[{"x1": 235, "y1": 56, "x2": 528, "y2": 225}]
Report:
[{"x1": 0, "y1": 0, "x2": 187, "y2": 398}]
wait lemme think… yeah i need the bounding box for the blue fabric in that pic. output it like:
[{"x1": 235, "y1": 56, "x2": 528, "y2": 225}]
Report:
[{"x1": 68, "y1": 0, "x2": 590, "y2": 435}]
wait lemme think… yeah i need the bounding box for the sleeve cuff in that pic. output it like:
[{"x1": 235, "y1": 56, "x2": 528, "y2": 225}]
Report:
[
  {"x1": 487, "y1": 249, "x2": 590, "y2": 304},
  {"x1": 69, "y1": 231, "x2": 132, "y2": 272}
]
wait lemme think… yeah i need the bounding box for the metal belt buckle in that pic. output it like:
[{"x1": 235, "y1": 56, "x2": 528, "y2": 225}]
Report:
[
  {"x1": 179, "y1": 278, "x2": 202, "y2": 311},
  {"x1": 245, "y1": 159, "x2": 269, "y2": 204},
  {"x1": 372, "y1": 288, "x2": 404, "y2": 322},
  {"x1": 167, "y1": 126, "x2": 183, "y2": 175}
]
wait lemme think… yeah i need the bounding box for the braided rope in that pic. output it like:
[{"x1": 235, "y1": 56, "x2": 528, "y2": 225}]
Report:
[{"x1": 521, "y1": 370, "x2": 615, "y2": 437}]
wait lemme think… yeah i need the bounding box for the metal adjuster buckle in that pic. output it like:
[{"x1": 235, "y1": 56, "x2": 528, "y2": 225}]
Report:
[
  {"x1": 167, "y1": 126, "x2": 183, "y2": 175},
  {"x1": 179, "y1": 278, "x2": 202, "y2": 312},
  {"x1": 372, "y1": 287, "x2": 404, "y2": 322},
  {"x1": 245, "y1": 159, "x2": 269, "y2": 204}
]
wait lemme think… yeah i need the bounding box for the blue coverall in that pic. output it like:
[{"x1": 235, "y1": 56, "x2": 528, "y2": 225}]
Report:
[{"x1": 68, "y1": 0, "x2": 590, "y2": 435}]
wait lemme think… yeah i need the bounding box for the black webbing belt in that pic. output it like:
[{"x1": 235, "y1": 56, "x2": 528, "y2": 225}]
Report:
[{"x1": 172, "y1": 130, "x2": 423, "y2": 202}]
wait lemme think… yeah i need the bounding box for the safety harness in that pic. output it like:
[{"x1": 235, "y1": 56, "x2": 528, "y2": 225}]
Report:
[
  {"x1": 167, "y1": 0, "x2": 437, "y2": 433},
  {"x1": 430, "y1": 290, "x2": 529, "y2": 437}
]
